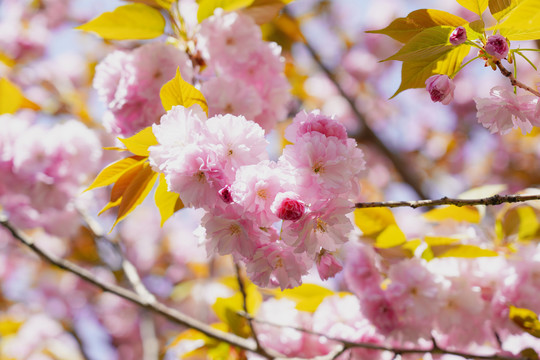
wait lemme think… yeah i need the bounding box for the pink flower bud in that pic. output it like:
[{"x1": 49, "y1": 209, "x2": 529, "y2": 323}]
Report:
[
  {"x1": 425, "y1": 74, "x2": 455, "y2": 105},
  {"x1": 316, "y1": 251, "x2": 343, "y2": 280},
  {"x1": 274, "y1": 197, "x2": 305, "y2": 221},
  {"x1": 218, "y1": 186, "x2": 233, "y2": 203},
  {"x1": 449, "y1": 26, "x2": 467, "y2": 45},
  {"x1": 485, "y1": 35, "x2": 509, "y2": 59}
]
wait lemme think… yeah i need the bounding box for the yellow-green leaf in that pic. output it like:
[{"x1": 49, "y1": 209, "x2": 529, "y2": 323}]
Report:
[
  {"x1": 489, "y1": 0, "x2": 523, "y2": 21},
  {"x1": 112, "y1": 162, "x2": 158, "y2": 228},
  {"x1": 241, "y1": 0, "x2": 287, "y2": 25},
  {"x1": 212, "y1": 288, "x2": 262, "y2": 338},
  {"x1": 509, "y1": 305, "x2": 540, "y2": 338},
  {"x1": 391, "y1": 42, "x2": 470, "y2": 98},
  {"x1": 160, "y1": 68, "x2": 208, "y2": 114},
  {"x1": 457, "y1": 0, "x2": 489, "y2": 16},
  {"x1": 197, "y1": 0, "x2": 255, "y2": 23},
  {"x1": 0, "y1": 317, "x2": 23, "y2": 337},
  {"x1": 424, "y1": 205, "x2": 480, "y2": 223},
  {"x1": 85, "y1": 155, "x2": 147, "y2": 191},
  {"x1": 375, "y1": 224, "x2": 407, "y2": 248},
  {"x1": 432, "y1": 244, "x2": 499, "y2": 258},
  {"x1": 118, "y1": 126, "x2": 158, "y2": 157},
  {"x1": 353, "y1": 208, "x2": 396, "y2": 236},
  {"x1": 492, "y1": 0, "x2": 540, "y2": 40},
  {"x1": 383, "y1": 26, "x2": 455, "y2": 62},
  {"x1": 517, "y1": 206, "x2": 540, "y2": 240},
  {"x1": 275, "y1": 283, "x2": 335, "y2": 313},
  {"x1": 424, "y1": 236, "x2": 460, "y2": 246},
  {"x1": 98, "y1": 197, "x2": 122, "y2": 215},
  {"x1": 124, "y1": 0, "x2": 174, "y2": 9},
  {"x1": 155, "y1": 174, "x2": 184, "y2": 226},
  {"x1": 75, "y1": 4, "x2": 165, "y2": 40},
  {"x1": 366, "y1": 9, "x2": 467, "y2": 43},
  {"x1": 0, "y1": 78, "x2": 39, "y2": 115}
]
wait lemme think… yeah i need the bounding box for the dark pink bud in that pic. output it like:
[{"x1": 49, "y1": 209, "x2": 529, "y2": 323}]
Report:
[
  {"x1": 425, "y1": 74, "x2": 455, "y2": 105},
  {"x1": 449, "y1": 26, "x2": 467, "y2": 45},
  {"x1": 218, "y1": 186, "x2": 233, "y2": 203},
  {"x1": 485, "y1": 35, "x2": 509, "y2": 59},
  {"x1": 275, "y1": 198, "x2": 305, "y2": 221}
]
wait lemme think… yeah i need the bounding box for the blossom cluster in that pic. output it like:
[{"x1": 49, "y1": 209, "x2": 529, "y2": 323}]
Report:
[
  {"x1": 0, "y1": 114, "x2": 102, "y2": 236},
  {"x1": 93, "y1": 10, "x2": 291, "y2": 137},
  {"x1": 197, "y1": 10, "x2": 291, "y2": 132},
  {"x1": 149, "y1": 106, "x2": 365, "y2": 289}
]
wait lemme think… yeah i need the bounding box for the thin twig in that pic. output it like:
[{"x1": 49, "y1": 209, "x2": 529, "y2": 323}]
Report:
[
  {"x1": 283, "y1": 10, "x2": 429, "y2": 200},
  {"x1": 140, "y1": 311, "x2": 159, "y2": 360},
  {"x1": 354, "y1": 193, "x2": 540, "y2": 209},
  {"x1": 0, "y1": 217, "x2": 262, "y2": 357},
  {"x1": 238, "y1": 311, "x2": 528, "y2": 360},
  {"x1": 495, "y1": 60, "x2": 540, "y2": 97},
  {"x1": 234, "y1": 263, "x2": 267, "y2": 354}
]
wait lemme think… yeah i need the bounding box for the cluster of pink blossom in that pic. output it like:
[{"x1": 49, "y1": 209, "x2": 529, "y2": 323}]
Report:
[
  {"x1": 93, "y1": 42, "x2": 194, "y2": 136},
  {"x1": 0, "y1": 113, "x2": 102, "y2": 236},
  {"x1": 197, "y1": 10, "x2": 291, "y2": 132},
  {"x1": 475, "y1": 86, "x2": 540, "y2": 135},
  {"x1": 149, "y1": 106, "x2": 365, "y2": 289},
  {"x1": 340, "y1": 242, "x2": 540, "y2": 356}
]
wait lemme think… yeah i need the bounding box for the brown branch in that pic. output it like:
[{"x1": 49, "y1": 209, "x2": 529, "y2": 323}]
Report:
[
  {"x1": 234, "y1": 263, "x2": 267, "y2": 355},
  {"x1": 0, "y1": 217, "x2": 263, "y2": 357},
  {"x1": 495, "y1": 60, "x2": 540, "y2": 97},
  {"x1": 283, "y1": 10, "x2": 429, "y2": 200},
  {"x1": 355, "y1": 193, "x2": 540, "y2": 209},
  {"x1": 238, "y1": 311, "x2": 528, "y2": 360}
]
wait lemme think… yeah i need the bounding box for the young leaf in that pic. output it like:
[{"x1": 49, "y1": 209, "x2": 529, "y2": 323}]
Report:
[
  {"x1": 160, "y1": 68, "x2": 208, "y2": 114},
  {"x1": 489, "y1": 0, "x2": 523, "y2": 21},
  {"x1": 424, "y1": 205, "x2": 481, "y2": 223},
  {"x1": 383, "y1": 26, "x2": 454, "y2": 62},
  {"x1": 118, "y1": 126, "x2": 158, "y2": 157},
  {"x1": 0, "y1": 78, "x2": 40, "y2": 115},
  {"x1": 391, "y1": 43, "x2": 470, "y2": 97},
  {"x1": 274, "y1": 283, "x2": 335, "y2": 313},
  {"x1": 492, "y1": 0, "x2": 540, "y2": 40},
  {"x1": 366, "y1": 9, "x2": 467, "y2": 43},
  {"x1": 431, "y1": 244, "x2": 499, "y2": 258},
  {"x1": 375, "y1": 224, "x2": 407, "y2": 248},
  {"x1": 112, "y1": 162, "x2": 158, "y2": 228},
  {"x1": 509, "y1": 306, "x2": 540, "y2": 338},
  {"x1": 85, "y1": 155, "x2": 147, "y2": 191},
  {"x1": 456, "y1": 0, "x2": 489, "y2": 17},
  {"x1": 241, "y1": 0, "x2": 287, "y2": 25},
  {"x1": 354, "y1": 208, "x2": 396, "y2": 236},
  {"x1": 197, "y1": 0, "x2": 255, "y2": 23},
  {"x1": 75, "y1": 3, "x2": 166, "y2": 40},
  {"x1": 154, "y1": 174, "x2": 184, "y2": 226}
]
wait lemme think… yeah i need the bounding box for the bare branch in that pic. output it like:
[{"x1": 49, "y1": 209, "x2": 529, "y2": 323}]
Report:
[
  {"x1": 0, "y1": 217, "x2": 261, "y2": 356},
  {"x1": 355, "y1": 193, "x2": 540, "y2": 209},
  {"x1": 495, "y1": 60, "x2": 540, "y2": 97},
  {"x1": 283, "y1": 10, "x2": 429, "y2": 200}
]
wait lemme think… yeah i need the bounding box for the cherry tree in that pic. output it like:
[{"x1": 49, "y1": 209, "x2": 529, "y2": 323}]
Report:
[{"x1": 1, "y1": 0, "x2": 540, "y2": 359}]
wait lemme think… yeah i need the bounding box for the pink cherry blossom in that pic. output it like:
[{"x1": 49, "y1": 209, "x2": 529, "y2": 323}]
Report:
[
  {"x1": 202, "y1": 76, "x2": 263, "y2": 120},
  {"x1": 316, "y1": 250, "x2": 343, "y2": 280},
  {"x1": 425, "y1": 74, "x2": 455, "y2": 105},
  {"x1": 475, "y1": 86, "x2": 539, "y2": 134},
  {"x1": 485, "y1": 35, "x2": 509, "y2": 59},
  {"x1": 246, "y1": 242, "x2": 311, "y2": 289},
  {"x1": 449, "y1": 26, "x2": 467, "y2": 45},
  {"x1": 271, "y1": 191, "x2": 305, "y2": 221},
  {"x1": 285, "y1": 110, "x2": 348, "y2": 144}
]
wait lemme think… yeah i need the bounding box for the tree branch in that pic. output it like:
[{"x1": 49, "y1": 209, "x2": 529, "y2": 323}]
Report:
[
  {"x1": 495, "y1": 60, "x2": 540, "y2": 97},
  {"x1": 355, "y1": 193, "x2": 540, "y2": 209},
  {"x1": 0, "y1": 216, "x2": 262, "y2": 357},
  {"x1": 284, "y1": 10, "x2": 429, "y2": 200},
  {"x1": 238, "y1": 311, "x2": 529, "y2": 360}
]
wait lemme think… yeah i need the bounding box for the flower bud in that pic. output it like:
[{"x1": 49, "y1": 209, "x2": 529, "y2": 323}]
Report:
[
  {"x1": 218, "y1": 186, "x2": 233, "y2": 203},
  {"x1": 449, "y1": 26, "x2": 467, "y2": 45},
  {"x1": 274, "y1": 196, "x2": 305, "y2": 221},
  {"x1": 425, "y1": 74, "x2": 455, "y2": 105},
  {"x1": 316, "y1": 251, "x2": 343, "y2": 280},
  {"x1": 485, "y1": 35, "x2": 509, "y2": 59}
]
